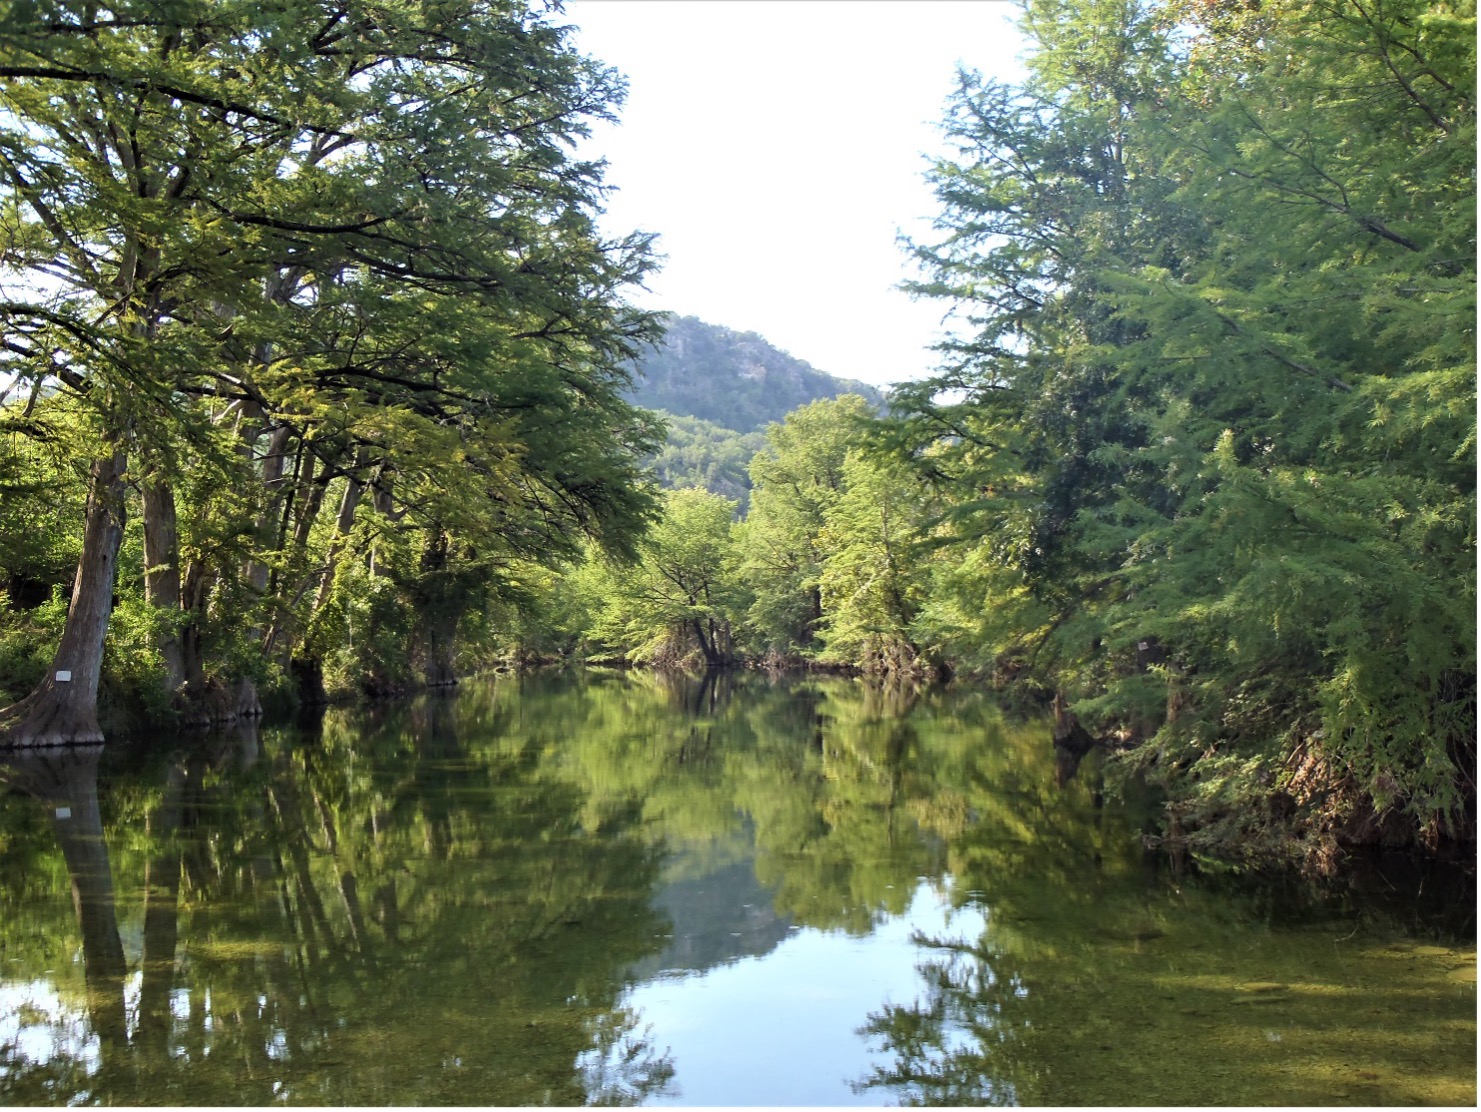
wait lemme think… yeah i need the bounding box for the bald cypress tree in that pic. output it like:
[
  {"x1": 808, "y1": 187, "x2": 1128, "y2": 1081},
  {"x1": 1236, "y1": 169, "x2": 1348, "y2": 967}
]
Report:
[
  {"x1": 0, "y1": 0, "x2": 660, "y2": 741},
  {"x1": 894, "y1": 0, "x2": 1474, "y2": 855}
]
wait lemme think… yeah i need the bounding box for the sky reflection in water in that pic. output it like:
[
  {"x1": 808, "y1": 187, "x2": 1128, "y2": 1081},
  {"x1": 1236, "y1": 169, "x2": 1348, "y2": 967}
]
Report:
[{"x1": 611, "y1": 880, "x2": 989, "y2": 1107}]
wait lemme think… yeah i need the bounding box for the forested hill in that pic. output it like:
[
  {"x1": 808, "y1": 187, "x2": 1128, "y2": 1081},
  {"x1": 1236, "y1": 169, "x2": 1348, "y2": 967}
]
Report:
[{"x1": 626, "y1": 315, "x2": 883, "y2": 433}]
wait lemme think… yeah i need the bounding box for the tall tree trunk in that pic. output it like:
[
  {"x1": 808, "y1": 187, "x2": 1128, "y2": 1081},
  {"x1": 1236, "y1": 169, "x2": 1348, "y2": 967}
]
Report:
[
  {"x1": 0, "y1": 450, "x2": 128, "y2": 747},
  {"x1": 143, "y1": 475, "x2": 239, "y2": 724},
  {"x1": 247, "y1": 423, "x2": 295, "y2": 591},
  {"x1": 806, "y1": 584, "x2": 824, "y2": 648},
  {"x1": 141, "y1": 476, "x2": 187, "y2": 694},
  {"x1": 178, "y1": 560, "x2": 213, "y2": 691},
  {"x1": 291, "y1": 457, "x2": 366, "y2": 704},
  {"x1": 261, "y1": 446, "x2": 334, "y2": 662},
  {"x1": 311, "y1": 462, "x2": 366, "y2": 618},
  {"x1": 366, "y1": 464, "x2": 397, "y2": 579},
  {"x1": 689, "y1": 616, "x2": 719, "y2": 666},
  {"x1": 235, "y1": 420, "x2": 295, "y2": 718}
]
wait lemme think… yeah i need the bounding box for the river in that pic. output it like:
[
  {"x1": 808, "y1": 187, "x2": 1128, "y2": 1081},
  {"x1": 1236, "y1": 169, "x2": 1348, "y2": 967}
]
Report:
[{"x1": 0, "y1": 670, "x2": 1473, "y2": 1105}]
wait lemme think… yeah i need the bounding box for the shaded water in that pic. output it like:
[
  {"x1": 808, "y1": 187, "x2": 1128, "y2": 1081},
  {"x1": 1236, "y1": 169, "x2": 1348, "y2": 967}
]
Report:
[{"x1": 0, "y1": 671, "x2": 1473, "y2": 1106}]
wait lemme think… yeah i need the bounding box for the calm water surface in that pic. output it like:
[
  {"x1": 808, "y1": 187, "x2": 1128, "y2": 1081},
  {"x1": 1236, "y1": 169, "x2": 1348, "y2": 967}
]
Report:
[{"x1": 0, "y1": 671, "x2": 1473, "y2": 1105}]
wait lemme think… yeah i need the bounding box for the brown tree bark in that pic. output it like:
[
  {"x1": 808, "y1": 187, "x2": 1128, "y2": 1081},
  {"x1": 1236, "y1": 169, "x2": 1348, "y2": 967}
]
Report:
[
  {"x1": 287, "y1": 456, "x2": 366, "y2": 704},
  {"x1": 142, "y1": 473, "x2": 242, "y2": 724},
  {"x1": 0, "y1": 450, "x2": 128, "y2": 747},
  {"x1": 689, "y1": 616, "x2": 720, "y2": 666},
  {"x1": 178, "y1": 559, "x2": 213, "y2": 690},
  {"x1": 260, "y1": 451, "x2": 330, "y2": 660},
  {"x1": 141, "y1": 475, "x2": 187, "y2": 694},
  {"x1": 234, "y1": 416, "x2": 295, "y2": 718},
  {"x1": 1051, "y1": 691, "x2": 1097, "y2": 755}
]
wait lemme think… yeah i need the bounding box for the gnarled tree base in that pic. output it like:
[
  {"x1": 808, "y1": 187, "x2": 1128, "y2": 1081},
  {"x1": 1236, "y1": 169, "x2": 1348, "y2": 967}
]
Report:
[
  {"x1": 0, "y1": 685, "x2": 106, "y2": 749},
  {"x1": 172, "y1": 677, "x2": 266, "y2": 729}
]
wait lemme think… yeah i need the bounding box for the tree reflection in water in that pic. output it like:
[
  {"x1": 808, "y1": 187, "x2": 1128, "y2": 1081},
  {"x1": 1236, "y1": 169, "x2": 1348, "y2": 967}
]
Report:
[
  {"x1": 2, "y1": 746, "x2": 129, "y2": 1075},
  {"x1": 0, "y1": 673, "x2": 1471, "y2": 1107},
  {"x1": 852, "y1": 710, "x2": 1475, "y2": 1107},
  {"x1": 0, "y1": 701, "x2": 675, "y2": 1106}
]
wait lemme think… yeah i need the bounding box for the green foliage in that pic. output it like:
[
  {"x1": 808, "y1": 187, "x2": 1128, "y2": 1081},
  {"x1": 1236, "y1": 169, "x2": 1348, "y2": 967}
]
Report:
[
  {"x1": 98, "y1": 591, "x2": 174, "y2": 725},
  {"x1": 816, "y1": 450, "x2": 938, "y2": 676},
  {"x1": 579, "y1": 489, "x2": 744, "y2": 667},
  {"x1": 887, "y1": 0, "x2": 1476, "y2": 841},
  {"x1": 646, "y1": 412, "x2": 765, "y2": 509},
  {"x1": 0, "y1": 399, "x2": 88, "y2": 597},
  {"x1": 314, "y1": 530, "x2": 419, "y2": 698},
  {"x1": 0, "y1": 398, "x2": 91, "y2": 702},
  {"x1": 0, "y1": 0, "x2": 1466, "y2": 866},
  {"x1": 736, "y1": 395, "x2": 872, "y2": 655},
  {"x1": 0, "y1": 0, "x2": 666, "y2": 715},
  {"x1": 0, "y1": 587, "x2": 68, "y2": 705}
]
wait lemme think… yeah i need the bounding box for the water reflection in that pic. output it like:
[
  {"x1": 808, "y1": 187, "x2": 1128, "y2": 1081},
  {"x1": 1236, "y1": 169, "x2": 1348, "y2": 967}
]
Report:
[
  {"x1": 3, "y1": 747, "x2": 128, "y2": 1069},
  {"x1": 0, "y1": 707, "x2": 676, "y2": 1105},
  {"x1": 0, "y1": 672, "x2": 1472, "y2": 1106},
  {"x1": 847, "y1": 709, "x2": 1476, "y2": 1106}
]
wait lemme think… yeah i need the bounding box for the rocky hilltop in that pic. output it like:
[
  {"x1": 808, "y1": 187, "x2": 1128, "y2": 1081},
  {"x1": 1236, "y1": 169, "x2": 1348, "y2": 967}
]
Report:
[{"x1": 626, "y1": 314, "x2": 883, "y2": 434}]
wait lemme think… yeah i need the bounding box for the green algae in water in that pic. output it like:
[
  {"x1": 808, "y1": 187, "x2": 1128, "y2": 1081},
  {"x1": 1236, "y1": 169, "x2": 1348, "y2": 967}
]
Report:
[{"x1": 0, "y1": 672, "x2": 1472, "y2": 1106}]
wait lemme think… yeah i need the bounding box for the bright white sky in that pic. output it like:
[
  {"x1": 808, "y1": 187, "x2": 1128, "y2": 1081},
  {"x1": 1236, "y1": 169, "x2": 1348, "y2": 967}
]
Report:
[{"x1": 562, "y1": 1, "x2": 1028, "y2": 389}]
